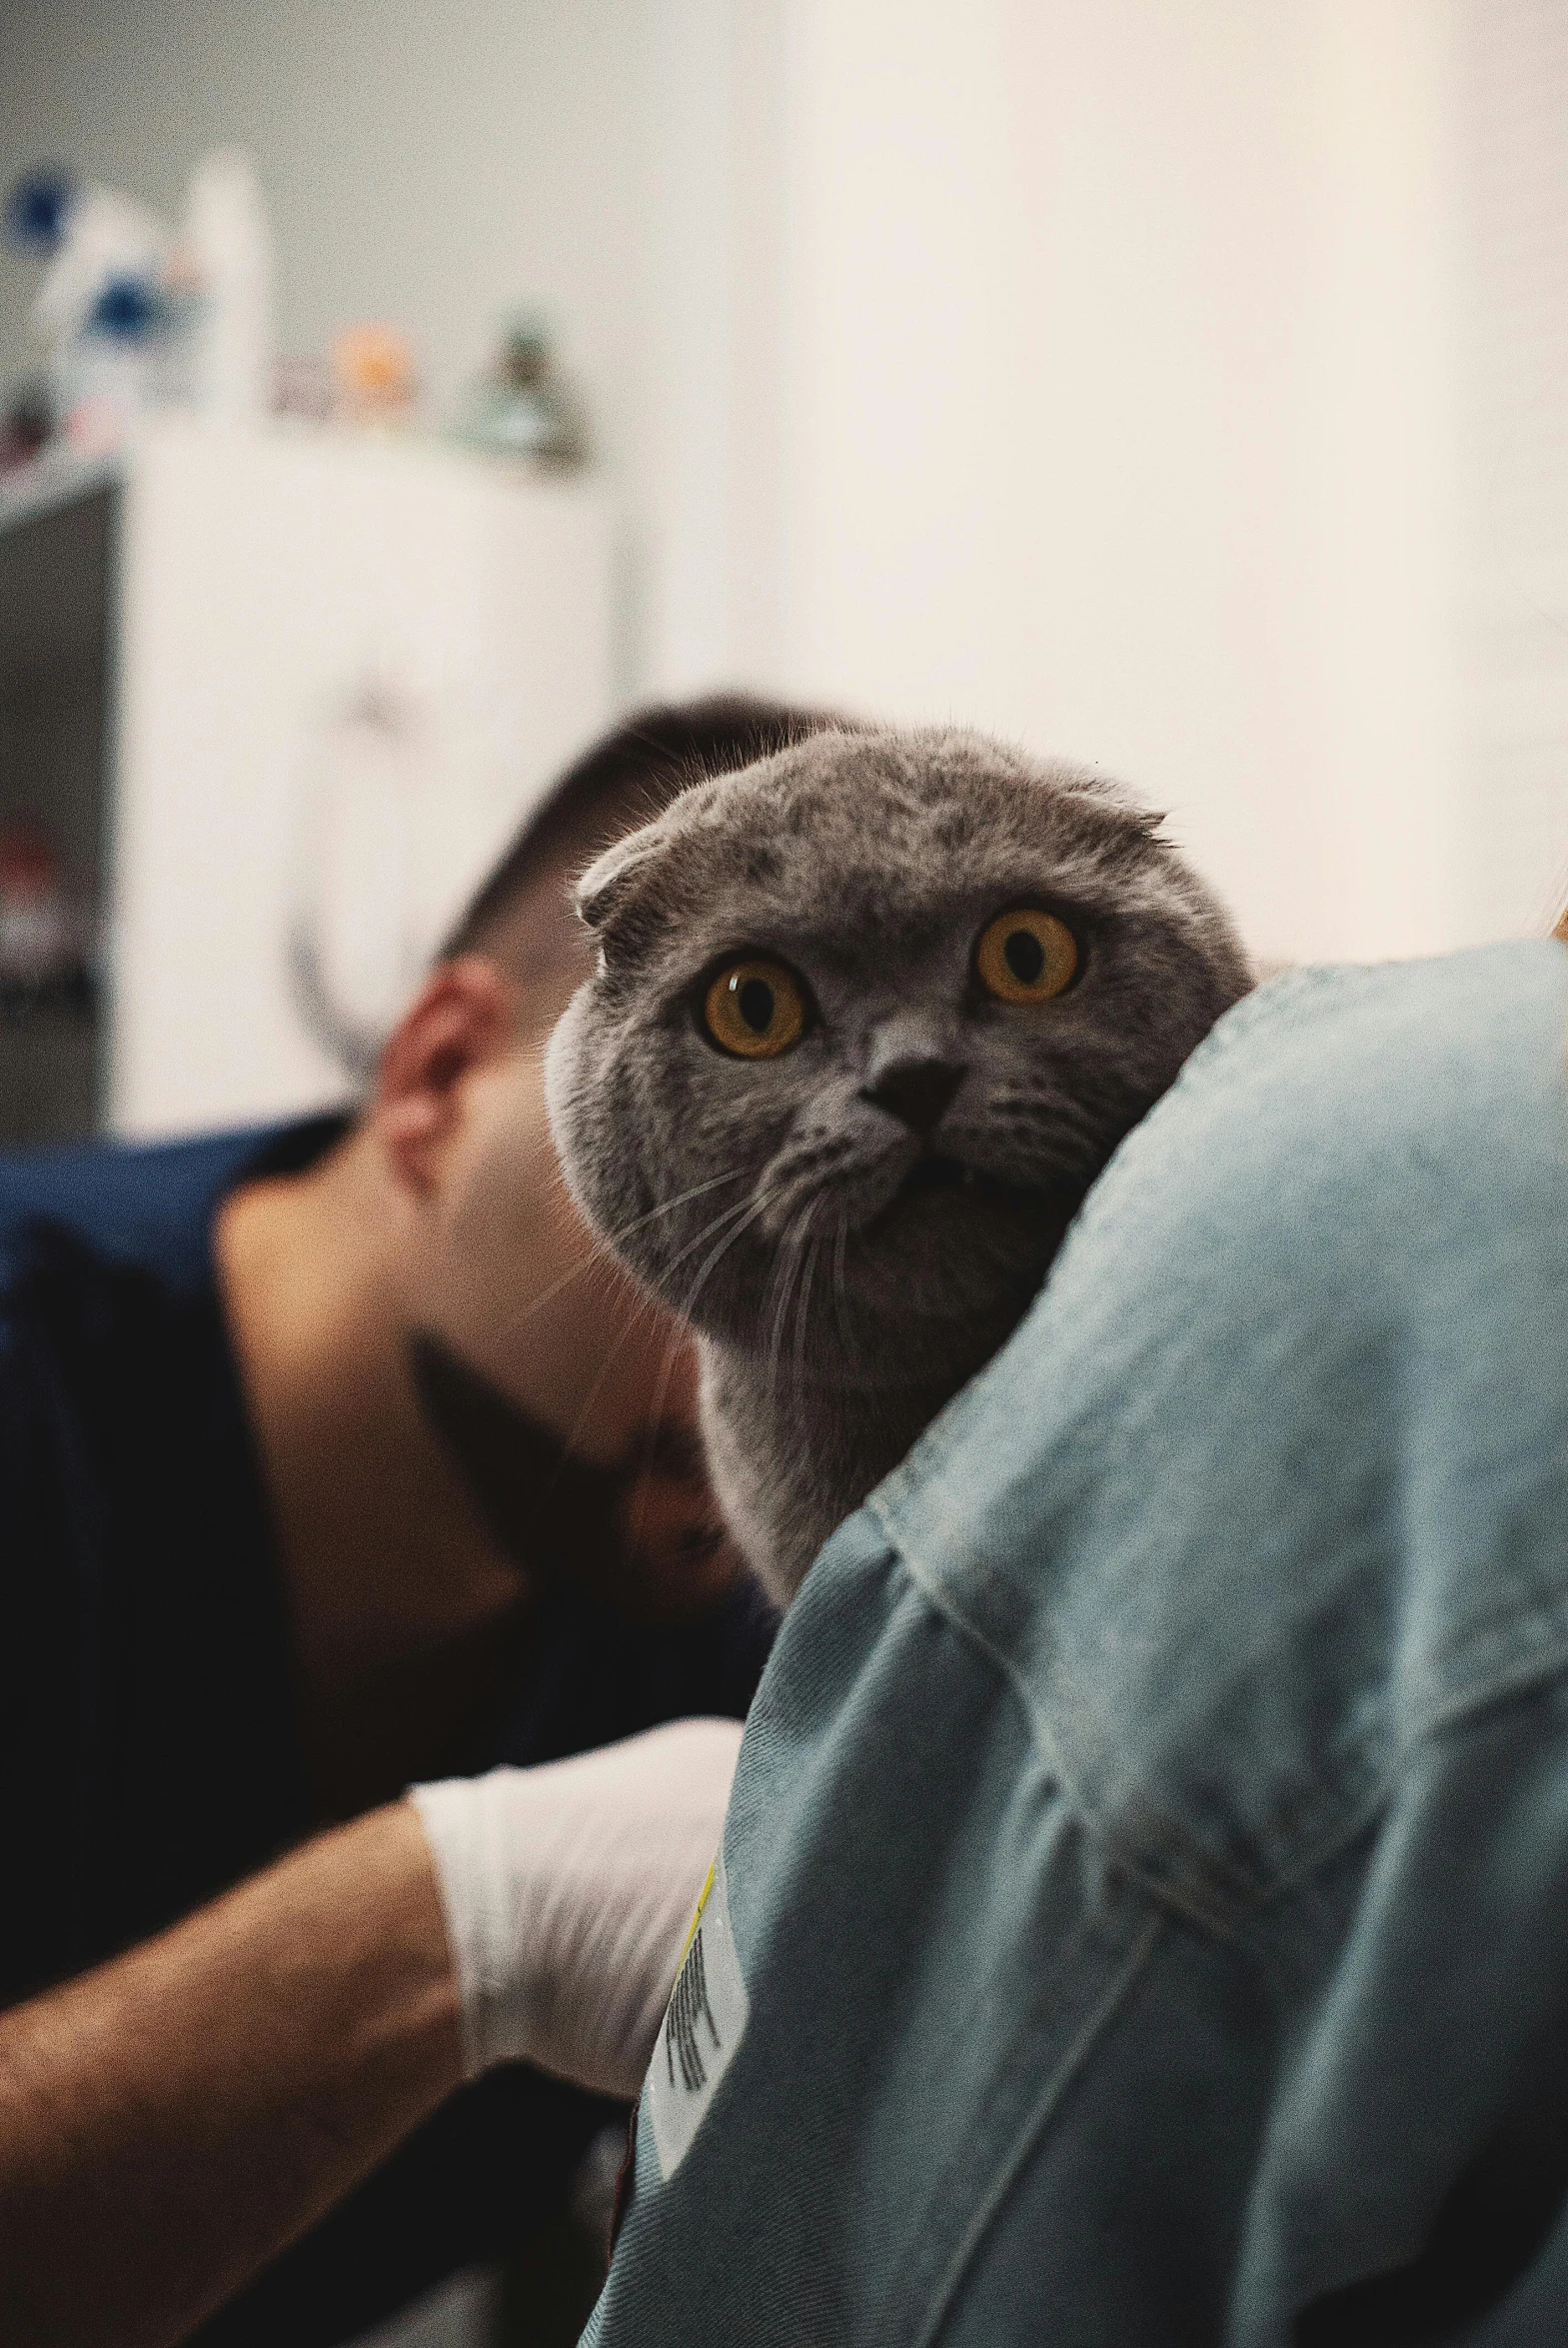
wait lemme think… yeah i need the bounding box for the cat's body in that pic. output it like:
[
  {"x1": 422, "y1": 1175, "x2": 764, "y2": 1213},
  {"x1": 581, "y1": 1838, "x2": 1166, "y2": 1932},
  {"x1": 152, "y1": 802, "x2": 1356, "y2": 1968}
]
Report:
[{"x1": 546, "y1": 726, "x2": 1251, "y2": 1602}]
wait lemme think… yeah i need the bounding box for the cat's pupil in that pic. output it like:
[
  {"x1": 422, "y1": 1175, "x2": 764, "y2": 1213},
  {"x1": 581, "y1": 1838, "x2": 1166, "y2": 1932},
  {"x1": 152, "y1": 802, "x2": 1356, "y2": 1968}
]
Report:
[
  {"x1": 738, "y1": 977, "x2": 776, "y2": 1033},
  {"x1": 1003, "y1": 929, "x2": 1045, "y2": 986}
]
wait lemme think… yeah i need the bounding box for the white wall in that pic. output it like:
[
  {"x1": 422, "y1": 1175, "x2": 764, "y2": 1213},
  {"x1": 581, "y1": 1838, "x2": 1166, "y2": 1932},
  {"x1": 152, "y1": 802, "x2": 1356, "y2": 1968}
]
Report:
[
  {"x1": 2, "y1": 1, "x2": 1485, "y2": 962},
  {"x1": 754, "y1": 0, "x2": 1464, "y2": 963},
  {"x1": 1460, "y1": 0, "x2": 1568, "y2": 943}
]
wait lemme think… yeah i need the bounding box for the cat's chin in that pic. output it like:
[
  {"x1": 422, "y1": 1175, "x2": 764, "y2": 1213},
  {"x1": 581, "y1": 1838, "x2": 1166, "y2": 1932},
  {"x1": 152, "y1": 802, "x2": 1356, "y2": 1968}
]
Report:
[
  {"x1": 862, "y1": 1156, "x2": 1069, "y2": 1261},
  {"x1": 829, "y1": 1175, "x2": 1072, "y2": 1354},
  {"x1": 882, "y1": 1153, "x2": 1038, "y2": 1209}
]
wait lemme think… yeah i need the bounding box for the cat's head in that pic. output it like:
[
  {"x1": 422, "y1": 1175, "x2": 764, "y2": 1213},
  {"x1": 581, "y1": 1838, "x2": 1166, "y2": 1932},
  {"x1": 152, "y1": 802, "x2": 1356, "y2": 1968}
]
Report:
[{"x1": 546, "y1": 727, "x2": 1251, "y2": 1388}]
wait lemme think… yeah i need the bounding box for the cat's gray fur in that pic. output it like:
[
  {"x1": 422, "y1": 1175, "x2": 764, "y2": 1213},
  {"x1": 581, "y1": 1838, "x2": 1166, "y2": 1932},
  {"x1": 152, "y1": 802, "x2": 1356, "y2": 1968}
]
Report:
[{"x1": 546, "y1": 726, "x2": 1251, "y2": 1603}]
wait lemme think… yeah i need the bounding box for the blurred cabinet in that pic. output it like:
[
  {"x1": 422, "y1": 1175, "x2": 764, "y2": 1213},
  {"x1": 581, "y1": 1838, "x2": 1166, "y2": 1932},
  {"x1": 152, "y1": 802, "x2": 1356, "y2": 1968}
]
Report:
[
  {"x1": 0, "y1": 468, "x2": 112, "y2": 1145},
  {"x1": 0, "y1": 418, "x2": 613, "y2": 1144}
]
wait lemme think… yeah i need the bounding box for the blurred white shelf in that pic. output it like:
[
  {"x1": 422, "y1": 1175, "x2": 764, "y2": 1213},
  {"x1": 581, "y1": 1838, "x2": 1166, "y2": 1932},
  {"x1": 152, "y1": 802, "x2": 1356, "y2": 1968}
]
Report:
[
  {"x1": 0, "y1": 416, "x2": 614, "y2": 1141},
  {"x1": 0, "y1": 447, "x2": 120, "y2": 534}
]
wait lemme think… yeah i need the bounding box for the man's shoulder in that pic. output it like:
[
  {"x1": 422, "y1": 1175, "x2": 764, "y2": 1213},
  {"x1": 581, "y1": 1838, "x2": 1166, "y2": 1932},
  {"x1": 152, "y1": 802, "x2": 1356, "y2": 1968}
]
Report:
[
  {"x1": 0, "y1": 1120, "x2": 338, "y2": 1998},
  {"x1": 0, "y1": 1114, "x2": 348, "y2": 1298}
]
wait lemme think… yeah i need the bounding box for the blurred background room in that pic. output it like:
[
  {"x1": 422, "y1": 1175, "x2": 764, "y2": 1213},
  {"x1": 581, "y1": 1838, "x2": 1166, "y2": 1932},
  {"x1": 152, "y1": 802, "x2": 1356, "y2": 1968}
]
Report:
[
  {"x1": 2, "y1": 0, "x2": 1567, "y2": 2337},
  {"x1": 2, "y1": 0, "x2": 1566, "y2": 1156}
]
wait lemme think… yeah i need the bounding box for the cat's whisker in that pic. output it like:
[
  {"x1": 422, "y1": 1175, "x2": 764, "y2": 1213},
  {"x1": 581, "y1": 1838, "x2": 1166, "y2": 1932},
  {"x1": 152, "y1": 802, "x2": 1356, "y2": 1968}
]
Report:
[
  {"x1": 679, "y1": 1189, "x2": 779, "y2": 1328},
  {"x1": 662, "y1": 1187, "x2": 763, "y2": 1281},
  {"x1": 613, "y1": 1188, "x2": 777, "y2": 1540},
  {"x1": 760, "y1": 1225, "x2": 794, "y2": 1404},
  {"x1": 620, "y1": 1165, "x2": 752, "y2": 1239},
  {"x1": 790, "y1": 1233, "x2": 820, "y2": 1411},
  {"x1": 765, "y1": 1210, "x2": 811, "y2": 1405},
  {"x1": 543, "y1": 1274, "x2": 669, "y2": 1487},
  {"x1": 831, "y1": 1209, "x2": 857, "y2": 1371},
  {"x1": 652, "y1": 1182, "x2": 770, "y2": 1314},
  {"x1": 564, "y1": 1192, "x2": 773, "y2": 1507},
  {"x1": 505, "y1": 1243, "x2": 632, "y2": 1352},
  {"x1": 619, "y1": 1312, "x2": 703, "y2": 1557},
  {"x1": 536, "y1": 1183, "x2": 763, "y2": 1480},
  {"x1": 495, "y1": 1167, "x2": 750, "y2": 1336}
]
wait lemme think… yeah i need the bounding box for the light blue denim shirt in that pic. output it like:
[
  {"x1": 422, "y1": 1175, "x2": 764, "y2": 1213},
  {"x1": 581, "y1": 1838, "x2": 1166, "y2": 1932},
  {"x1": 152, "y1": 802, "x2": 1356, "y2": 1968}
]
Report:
[{"x1": 587, "y1": 942, "x2": 1568, "y2": 2347}]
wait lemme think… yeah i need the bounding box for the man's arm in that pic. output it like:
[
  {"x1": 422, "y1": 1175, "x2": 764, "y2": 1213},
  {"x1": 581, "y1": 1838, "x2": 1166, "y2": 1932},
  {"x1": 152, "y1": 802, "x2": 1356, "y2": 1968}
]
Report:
[
  {"x1": 0, "y1": 1802, "x2": 458, "y2": 2348},
  {"x1": 0, "y1": 1716, "x2": 742, "y2": 2348}
]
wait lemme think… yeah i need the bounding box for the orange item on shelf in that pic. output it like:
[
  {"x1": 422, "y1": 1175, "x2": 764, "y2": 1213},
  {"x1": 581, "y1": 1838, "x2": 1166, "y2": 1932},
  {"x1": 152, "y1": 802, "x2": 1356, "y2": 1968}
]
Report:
[{"x1": 331, "y1": 324, "x2": 417, "y2": 426}]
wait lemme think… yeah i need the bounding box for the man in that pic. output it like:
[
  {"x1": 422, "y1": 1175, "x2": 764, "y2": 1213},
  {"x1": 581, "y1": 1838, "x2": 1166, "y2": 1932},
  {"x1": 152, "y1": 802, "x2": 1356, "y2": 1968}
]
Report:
[
  {"x1": 0, "y1": 695, "x2": 829, "y2": 2347},
  {"x1": 588, "y1": 939, "x2": 1568, "y2": 2344}
]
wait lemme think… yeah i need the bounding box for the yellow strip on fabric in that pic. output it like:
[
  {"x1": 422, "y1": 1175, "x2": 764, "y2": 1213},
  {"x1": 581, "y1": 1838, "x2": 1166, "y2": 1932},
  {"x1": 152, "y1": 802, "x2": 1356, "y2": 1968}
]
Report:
[{"x1": 679, "y1": 1861, "x2": 717, "y2": 1966}]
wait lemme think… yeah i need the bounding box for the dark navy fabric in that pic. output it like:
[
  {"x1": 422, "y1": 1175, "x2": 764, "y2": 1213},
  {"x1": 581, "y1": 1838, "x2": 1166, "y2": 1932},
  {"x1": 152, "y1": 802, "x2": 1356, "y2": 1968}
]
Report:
[
  {"x1": 589, "y1": 944, "x2": 1568, "y2": 2348},
  {"x1": 0, "y1": 1118, "x2": 332, "y2": 2004},
  {"x1": 0, "y1": 1119, "x2": 777, "y2": 2344}
]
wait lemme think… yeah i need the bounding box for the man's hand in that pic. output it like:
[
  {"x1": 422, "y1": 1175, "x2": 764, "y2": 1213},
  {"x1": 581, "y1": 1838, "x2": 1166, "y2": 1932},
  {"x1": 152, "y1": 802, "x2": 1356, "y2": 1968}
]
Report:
[{"x1": 411, "y1": 1716, "x2": 745, "y2": 2093}]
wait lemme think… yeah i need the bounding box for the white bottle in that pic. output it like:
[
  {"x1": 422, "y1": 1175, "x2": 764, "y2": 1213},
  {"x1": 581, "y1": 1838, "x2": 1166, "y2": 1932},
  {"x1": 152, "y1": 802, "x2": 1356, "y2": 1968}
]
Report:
[{"x1": 182, "y1": 148, "x2": 274, "y2": 422}]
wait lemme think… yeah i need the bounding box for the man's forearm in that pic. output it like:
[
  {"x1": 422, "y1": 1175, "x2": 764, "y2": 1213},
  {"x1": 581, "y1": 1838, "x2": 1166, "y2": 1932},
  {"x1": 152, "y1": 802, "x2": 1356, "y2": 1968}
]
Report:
[{"x1": 0, "y1": 1801, "x2": 461, "y2": 2348}]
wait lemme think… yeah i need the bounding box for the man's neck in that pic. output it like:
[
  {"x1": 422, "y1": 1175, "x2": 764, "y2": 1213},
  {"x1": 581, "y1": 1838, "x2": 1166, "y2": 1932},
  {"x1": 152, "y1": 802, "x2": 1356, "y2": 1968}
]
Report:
[{"x1": 215, "y1": 1131, "x2": 533, "y2": 1808}]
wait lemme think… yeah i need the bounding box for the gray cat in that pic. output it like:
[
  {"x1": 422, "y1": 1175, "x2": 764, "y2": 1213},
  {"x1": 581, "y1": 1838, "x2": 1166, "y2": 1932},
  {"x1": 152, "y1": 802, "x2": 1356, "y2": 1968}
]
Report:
[{"x1": 546, "y1": 726, "x2": 1251, "y2": 1603}]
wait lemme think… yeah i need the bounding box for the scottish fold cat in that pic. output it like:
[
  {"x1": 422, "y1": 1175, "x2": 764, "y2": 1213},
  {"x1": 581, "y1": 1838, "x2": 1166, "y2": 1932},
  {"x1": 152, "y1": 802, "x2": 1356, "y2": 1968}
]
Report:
[{"x1": 546, "y1": 726, "x2": 1251, "y2": 1603}]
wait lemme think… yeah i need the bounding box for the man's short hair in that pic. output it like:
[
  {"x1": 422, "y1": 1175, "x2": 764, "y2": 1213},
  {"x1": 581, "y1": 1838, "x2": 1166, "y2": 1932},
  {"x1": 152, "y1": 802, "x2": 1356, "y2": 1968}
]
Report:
[{"x1": 442, "y1": 692, "x2": 846, "y2": 974}]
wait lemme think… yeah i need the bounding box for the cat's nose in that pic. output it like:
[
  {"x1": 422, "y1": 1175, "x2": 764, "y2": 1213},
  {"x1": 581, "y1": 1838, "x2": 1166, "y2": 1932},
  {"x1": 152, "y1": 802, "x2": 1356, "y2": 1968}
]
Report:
[{"x1": 860, "y1": 1056, "x2": 967, "y2": 1136}]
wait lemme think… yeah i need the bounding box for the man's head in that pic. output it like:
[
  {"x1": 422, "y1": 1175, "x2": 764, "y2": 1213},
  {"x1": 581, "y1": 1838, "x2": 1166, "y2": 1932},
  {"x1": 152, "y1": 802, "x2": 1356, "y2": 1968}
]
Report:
[
  {"x1": 358, "y1": 692, "x2": 843, "y2": 1604},
  {"x1": 440, "y1": 694, "x2": 843, "y2": 985}
]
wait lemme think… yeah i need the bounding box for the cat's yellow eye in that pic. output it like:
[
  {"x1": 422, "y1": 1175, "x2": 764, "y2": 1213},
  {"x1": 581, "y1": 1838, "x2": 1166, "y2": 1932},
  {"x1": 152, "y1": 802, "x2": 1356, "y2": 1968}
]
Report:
[
  {"x1": 975, "y1": 908, "x2": 1078, "y2": 1005},
  {"x1": 704, "y1": 958, "x2": 807, "y2": 1059}
]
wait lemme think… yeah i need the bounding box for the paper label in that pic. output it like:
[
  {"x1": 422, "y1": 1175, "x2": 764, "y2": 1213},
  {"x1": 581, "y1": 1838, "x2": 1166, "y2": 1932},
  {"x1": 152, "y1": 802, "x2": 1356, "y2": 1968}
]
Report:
[{"x1": 646, "y1": 1847, "x2": 750, "y2": 2180}]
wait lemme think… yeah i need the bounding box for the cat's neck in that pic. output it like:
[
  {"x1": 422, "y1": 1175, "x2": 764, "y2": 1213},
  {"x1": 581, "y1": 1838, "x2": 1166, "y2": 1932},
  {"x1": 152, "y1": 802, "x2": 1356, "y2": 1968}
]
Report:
[{"x1": 697, "y1": 1334, "x2": 971, "y2": 1604}]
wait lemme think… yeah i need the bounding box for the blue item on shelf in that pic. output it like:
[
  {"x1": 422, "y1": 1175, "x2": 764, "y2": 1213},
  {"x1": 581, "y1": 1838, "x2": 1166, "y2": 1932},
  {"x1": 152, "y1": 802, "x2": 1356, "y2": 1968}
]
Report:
[
  {"x1": 87, "y1": 276, "x2": 163, "y2": 342},
  {"x1": 3, "y1": 167, "x2": 77, "y2": 257}
]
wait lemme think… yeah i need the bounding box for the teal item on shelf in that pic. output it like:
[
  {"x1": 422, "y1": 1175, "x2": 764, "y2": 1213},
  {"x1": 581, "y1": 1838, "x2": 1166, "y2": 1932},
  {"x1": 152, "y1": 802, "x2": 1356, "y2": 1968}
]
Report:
[{"x1": 457, "y1": 312, "x2": 584, "y2": 468}]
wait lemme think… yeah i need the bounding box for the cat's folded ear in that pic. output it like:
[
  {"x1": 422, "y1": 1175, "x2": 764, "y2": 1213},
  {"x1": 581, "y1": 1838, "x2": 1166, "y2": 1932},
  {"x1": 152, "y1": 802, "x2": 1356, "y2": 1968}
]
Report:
[{"x1": 573, "y1": 824, "x2": 671, "y2": 950}]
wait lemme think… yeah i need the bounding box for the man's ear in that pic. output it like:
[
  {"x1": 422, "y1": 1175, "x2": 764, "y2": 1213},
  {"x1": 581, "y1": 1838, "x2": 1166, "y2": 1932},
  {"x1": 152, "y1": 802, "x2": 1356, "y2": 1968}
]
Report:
[{"x1": 372, "y1": 957, "x2": 517, "y2": 1194}]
